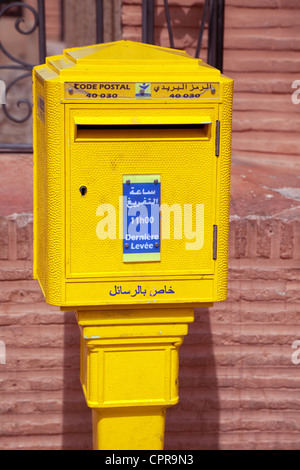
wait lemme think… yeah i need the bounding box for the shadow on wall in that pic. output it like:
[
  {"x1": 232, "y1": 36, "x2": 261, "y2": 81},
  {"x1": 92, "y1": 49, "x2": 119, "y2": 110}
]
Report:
[
  {"x1": 165, "y1": 308, "x2": 219, "y2": 450},
  {"x1": 62, "y1": 310, "x2": 92, "y2": 450}
]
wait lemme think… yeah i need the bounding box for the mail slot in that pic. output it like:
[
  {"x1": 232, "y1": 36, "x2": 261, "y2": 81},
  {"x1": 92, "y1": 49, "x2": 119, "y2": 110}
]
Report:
[
  {"x1": 75, "y1": 123, "x2": 211, "y2": 141},
  {"x1": 32, "y1": 40, "x2": 233, "y2": 308}
]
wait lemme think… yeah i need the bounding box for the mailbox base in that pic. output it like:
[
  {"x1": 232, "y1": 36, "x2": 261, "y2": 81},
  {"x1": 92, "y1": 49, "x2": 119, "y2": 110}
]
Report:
[{"x1": 75, "y1": 307, "x2": 196, "y2": 450}]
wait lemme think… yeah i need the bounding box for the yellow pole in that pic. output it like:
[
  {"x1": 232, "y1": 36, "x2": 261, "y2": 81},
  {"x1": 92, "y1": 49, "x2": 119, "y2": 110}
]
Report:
[
  {"x1": 92, "y1": 407, "x2": 166, "y2": 450},
  {"x1": 76, "y1": 307, "x2": 194, "y2": 450}
]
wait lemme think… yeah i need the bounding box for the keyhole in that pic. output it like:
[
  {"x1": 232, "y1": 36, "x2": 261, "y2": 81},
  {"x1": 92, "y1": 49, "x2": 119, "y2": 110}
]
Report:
[{"x1": 79, "y1": 186, "x2": 87, "y2": 196}]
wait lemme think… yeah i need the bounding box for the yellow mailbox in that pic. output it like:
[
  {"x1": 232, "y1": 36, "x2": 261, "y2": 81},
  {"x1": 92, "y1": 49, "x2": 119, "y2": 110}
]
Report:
[{"x1": 33, "y1": 40, "x2": 233, "y2": 450}]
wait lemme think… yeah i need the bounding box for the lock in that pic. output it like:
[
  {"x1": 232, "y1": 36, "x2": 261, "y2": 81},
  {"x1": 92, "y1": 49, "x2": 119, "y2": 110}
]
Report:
[{"x1": 79, "y1": 185, "x2": 87, "y2": 196}]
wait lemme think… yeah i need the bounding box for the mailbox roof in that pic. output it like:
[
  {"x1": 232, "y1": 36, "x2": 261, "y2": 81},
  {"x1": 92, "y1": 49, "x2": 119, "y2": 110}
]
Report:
[{"x1": 43, "y1": 40, "x2": 221, "y2": 80}]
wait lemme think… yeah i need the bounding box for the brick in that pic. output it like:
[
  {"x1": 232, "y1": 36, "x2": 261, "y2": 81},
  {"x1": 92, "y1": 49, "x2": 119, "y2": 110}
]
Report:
[
  {"x1": 123, "y1": 0, "x2": 202, "y2": 5},
  {"x1": 225, "y1": 7, "x2": 300, "y2": 28},
  {"x1": 228, "y1": 279, "x2": 293, "y2": 302},
  {"x1": 0, "y1": 280, "x2": 44, "y2": 304},
  {"x1": 232, "y1": 131, "x2": 300, "y2": 155},
  {"x1": 177, "y1": 388, "x2": 300, "y2": 411},
  {"x1": 3, "y1": 347, "x2": 80, "y2": 371},
  {"x1": 0, "y1": 390, "x2": 88, "y2": 414},
  {"x1": 227, "y1": 0, "x2": 299, "y2": 7},
  {"x1": 122, "y1": 5, "x2": 143, "y2": 26},
  {"x1": 0, "y1": 324, "x2": 80, "y2": 348},
  {"x1": 165, "y1": 431, "x2": 300, "y2": 451},
  {"x1": 0, "y1": 392, "x2": 64, "y2": 414},
  {"x1": 0, "y1": 303, "x2": 73, "y2": 326},
  {"x1": 8, "y1": 219, "x2": 17, "y2": 261},
  {"x1": 286, "y1": 281, "x2": 300, "y2": 302},
  {"x1": 154, "y1": 28, "x2": 207, "y2": 51},
  {"x1": 278, "y1": 0, "x2": 300, "y2": 7},
  {"x1": 155, "y1": 5, "x2": 205, "y2": 28},
  {"x1": 233, "y1": 219, "x2": 248, "y2": 258},
  {"x1": 232, "y1": 111, "x2": 300, "y2": 133},
  {"x1": 228, "y1": 72, "x2": 300, "y2": 94},
  {"x1": 293, "y1": 221, "x2": 300, "y2": 260},
  {"x1": 228, "y1": 222, "x2": 235, "y2": 258},
  {"x1": 0, "y1": 155, "x2": 32, "y2": 217},
  {"x1": 16, "y1": 220, "x2": 32, "y2": 260},
  {"x1": 256, "y1": 219, "x2": 274, "y2": 258},
  {"x1": 225, "y1": 28, "x2": 300, "y2": 51},
  {"x1": 206, "y1": 299, "x2": 300, "y2": 324},
  {"x1": 231, "y1": 151, "x2": 300, "y2": 168},
  {"x1": 181, "y1": 344, "x2": 295, "y2": 367},
  {"x1": 229, "y1": 266, "x2": 300, "y2": 281},
  {"x1": 122, "y1": 25, "x2": 142, "y2": 42},
  {"x1": 187, "y1": 322, "x2": 299, "y2": 346},
  {"x1": 280, "y1": 221, "x2": 294, "y2": 259},
  {"x1": 166, "y1": 409, "x2": 300, "y2": 433},
  {"x1": 180, "y1": 366, "x2": 300, "y2": 389},
  {"x1": 224, "y1": 50, "x2": 300, "y2": 73},
  {"x1": 0, "y1": 218, "x2": 8, "y2": 260},
  {"x1": 233, "y1": 92, "x2": 300, "y2": 114},
  {"x1": 0, "y1": 371, "x2": 65, "y2": 392},
  {"x1": 0, "y1": 434, "x2": 92, "y2": 451},
  {"x1": 0, "y1": 261, "x2": 33, "y2": 281},
  {"x1": 45, "y1": 0, "x2": 61, "y2": 40},
  {"x1": 0, "y1": 412, "x2": 91, "y2": 437},
  {"x1": 2, "y1": 303, "x2": 61, "y2": 324}
]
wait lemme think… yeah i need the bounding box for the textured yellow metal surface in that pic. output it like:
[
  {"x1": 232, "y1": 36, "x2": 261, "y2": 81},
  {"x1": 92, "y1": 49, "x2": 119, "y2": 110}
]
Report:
[
  {"x1": 79, "y1": 327, "x2": 184, "y2": 408},
  {"x1": 92, "y1": 408, "x2": 166, "y2": 450},
  {"x1": 77, "y1": 306, "x2": 193, "y2": 450},
  {"x1": 33, "y1": 40, "x2": 233, "y2": 308},
  {"x1": 66, "y1": 106, "x2": 216, "y2": 276},
  {"x1": 216, "y1": 79, "x2": 234, "y2": 301}
]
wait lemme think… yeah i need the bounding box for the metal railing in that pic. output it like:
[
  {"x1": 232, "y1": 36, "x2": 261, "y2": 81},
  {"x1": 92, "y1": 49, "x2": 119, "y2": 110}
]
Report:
[
  {"x1": 0, "y1": 0, "x2": 224, "y2": 153},
  {"x1": 142, "y1": 0, "x2": 225, "y2": 72},
  {"x1": 0, "y1": 0, "x2": 46, "y2": 151}
]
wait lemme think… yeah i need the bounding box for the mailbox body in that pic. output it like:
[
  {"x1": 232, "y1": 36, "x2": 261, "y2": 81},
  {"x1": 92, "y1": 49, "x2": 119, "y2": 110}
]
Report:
[{"x1": 33, "y1": 41, "x2": 233, "y2": 308}]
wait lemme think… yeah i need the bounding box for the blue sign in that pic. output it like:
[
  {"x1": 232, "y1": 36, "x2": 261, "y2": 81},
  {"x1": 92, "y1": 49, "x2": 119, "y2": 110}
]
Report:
[{"x1": 123, "y1": 175, "x2": 161, "y2": 262}]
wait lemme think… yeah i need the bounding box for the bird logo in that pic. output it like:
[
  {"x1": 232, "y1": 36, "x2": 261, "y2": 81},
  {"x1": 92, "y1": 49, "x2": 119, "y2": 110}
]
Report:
[{"x1": 135, "y1": 82, "x2": 151, "y2": 98}]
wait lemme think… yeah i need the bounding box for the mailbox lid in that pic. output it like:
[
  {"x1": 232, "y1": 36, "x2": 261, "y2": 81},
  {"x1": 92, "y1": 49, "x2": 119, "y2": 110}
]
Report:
[{"x1": 44, "y1": 40, "x2": 221, "y2": 81}]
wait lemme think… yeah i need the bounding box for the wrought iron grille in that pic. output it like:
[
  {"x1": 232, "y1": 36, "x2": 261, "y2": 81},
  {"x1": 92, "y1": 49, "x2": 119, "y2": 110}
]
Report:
[
  {"x1": 142, "y1": 0, "x2": 225, "y2": 72},
  {"x1": 0, "y1": 0, "x2": 45, "y2": 151},
  {"x1": 0, "y1": 0, "x2": 224, "y2": 153}
]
